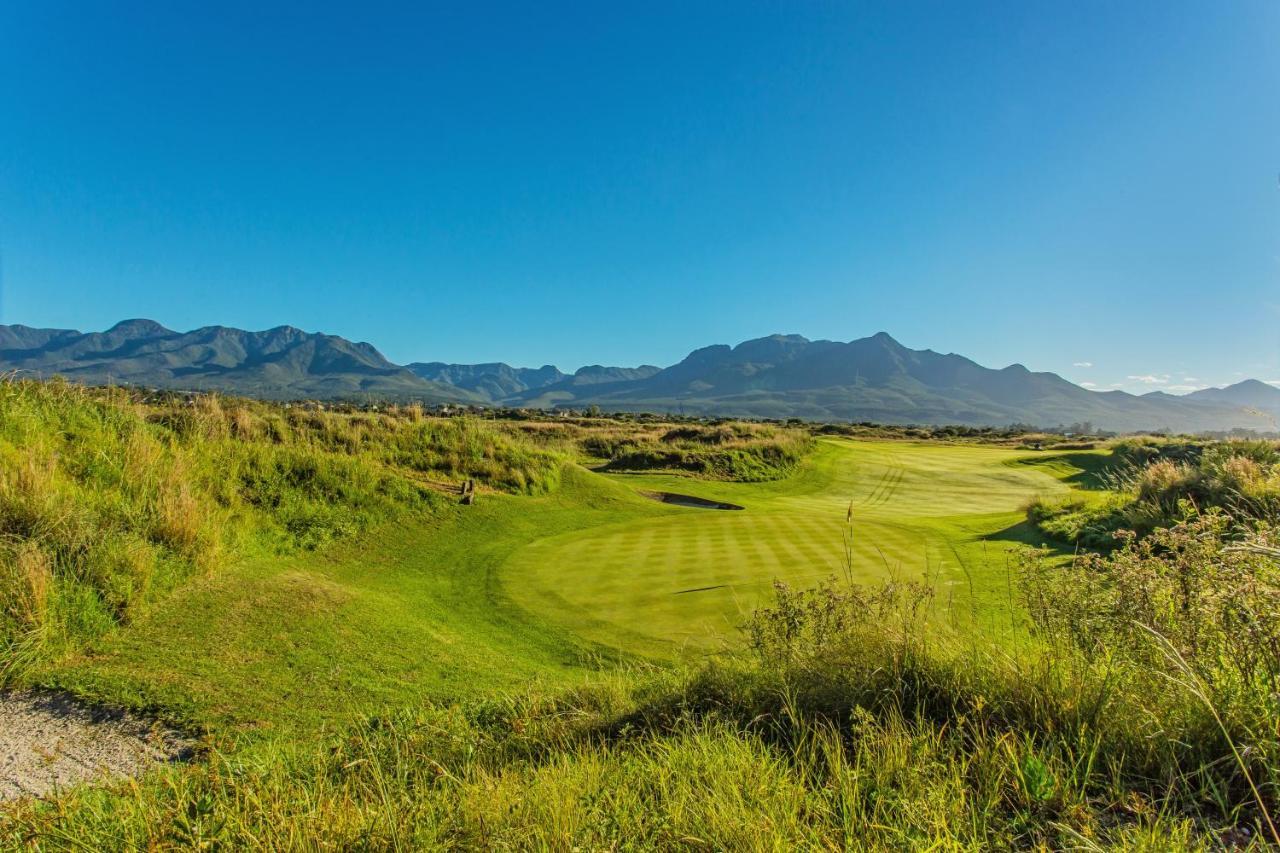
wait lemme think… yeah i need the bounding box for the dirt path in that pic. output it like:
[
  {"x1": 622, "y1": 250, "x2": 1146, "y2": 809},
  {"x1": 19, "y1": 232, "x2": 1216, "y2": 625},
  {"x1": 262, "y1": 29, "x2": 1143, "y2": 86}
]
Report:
[{"x1": 0, "y1": 691, "x2": 192, "y2": 801}]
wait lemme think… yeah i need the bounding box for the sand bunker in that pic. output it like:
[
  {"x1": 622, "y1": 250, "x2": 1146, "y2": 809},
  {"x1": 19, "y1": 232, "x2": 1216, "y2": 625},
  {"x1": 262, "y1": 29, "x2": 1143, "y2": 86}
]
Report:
[
  {"x1": 0, "y1": 690, "x2": 192, "y2": 801},
  {"x1": 638, "y1": 490, "x2": 744, "y2": 510}
]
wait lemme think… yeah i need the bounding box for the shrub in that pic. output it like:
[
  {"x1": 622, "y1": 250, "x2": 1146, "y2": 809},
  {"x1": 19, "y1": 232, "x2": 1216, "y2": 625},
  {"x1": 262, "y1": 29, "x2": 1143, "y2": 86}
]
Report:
[
  {"x1": 1027, "y1": 438, "x2": 1280, "y2": 547},
  {"x1": 598, "y1": 423, "x2": 813, "y2": 481}
]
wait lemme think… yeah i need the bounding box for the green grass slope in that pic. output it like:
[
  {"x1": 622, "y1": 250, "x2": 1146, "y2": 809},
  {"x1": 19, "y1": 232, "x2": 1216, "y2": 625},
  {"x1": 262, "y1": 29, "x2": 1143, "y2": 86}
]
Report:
[
  {"x1": 38, "y1": 467, "x2": 662, "y2": 736},
  {"x1": 35, "y1": 436, "x2": 1095, "y2": 740}
]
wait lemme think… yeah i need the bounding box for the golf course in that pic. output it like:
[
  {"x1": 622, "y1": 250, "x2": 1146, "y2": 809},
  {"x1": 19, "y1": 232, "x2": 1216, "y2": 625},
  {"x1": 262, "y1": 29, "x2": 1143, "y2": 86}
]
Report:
[
  {"x1": 36, "y1": 433, "x2": 1085, "y2": 738},
  {"x1": 4, "y1": 385, "x2": 1279, "y2": 848}
]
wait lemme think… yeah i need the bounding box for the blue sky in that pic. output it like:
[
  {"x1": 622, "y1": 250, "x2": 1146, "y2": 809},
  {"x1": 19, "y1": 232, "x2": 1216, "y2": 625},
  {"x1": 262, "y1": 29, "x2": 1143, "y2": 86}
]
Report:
[{"x1": 1, "y1": 1, "x2": 1277, "y2": 392}]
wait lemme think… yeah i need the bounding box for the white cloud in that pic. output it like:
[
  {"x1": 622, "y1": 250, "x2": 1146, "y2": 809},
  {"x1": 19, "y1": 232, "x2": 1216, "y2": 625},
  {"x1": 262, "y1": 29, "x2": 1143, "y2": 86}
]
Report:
[
  {"x1": 1182, "y1": 377, "x2": 1199, "y2": 383},
  {"x1": 1073, "y1": 361, "x2": 1093, "y2": 368},
  {"x1": 1127, "y1": 374, "x2": 1170, "y2": 385},
  {"x1": 1079, "y1": 381, "x2": 1097, "y2": 388},
  {"x1": 1109, "y1": 382, "x2": 1125, "y2": 388},
  {"x1": 1267, "y1": 380, "x2": 1280, "y2": 388},
  {"x1": 1166, "y1": 384, "x2": 1206, "y2": 393}
]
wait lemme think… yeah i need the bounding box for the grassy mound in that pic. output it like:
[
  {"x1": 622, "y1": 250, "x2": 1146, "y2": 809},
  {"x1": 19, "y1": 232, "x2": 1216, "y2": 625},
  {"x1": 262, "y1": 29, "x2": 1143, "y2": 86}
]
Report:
[
  {"x1": 0, "y1": 380, "x2": 563, "y2": 676},
  {"x1": 592, "y1": 423, "x2": 813, "y2": 481}
]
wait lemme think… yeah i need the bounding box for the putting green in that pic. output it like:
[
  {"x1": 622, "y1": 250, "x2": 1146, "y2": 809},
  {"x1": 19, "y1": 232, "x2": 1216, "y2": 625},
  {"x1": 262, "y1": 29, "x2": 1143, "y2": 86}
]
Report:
[{"x1": 502, "y1": 439, "x2": 1082, "y2": 656}]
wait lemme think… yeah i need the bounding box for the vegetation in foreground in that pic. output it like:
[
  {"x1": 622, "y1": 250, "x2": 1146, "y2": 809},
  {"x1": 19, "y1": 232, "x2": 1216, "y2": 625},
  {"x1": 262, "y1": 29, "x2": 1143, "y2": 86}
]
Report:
[
  {"x1": 0, "y1": 380, "x2": 571, "y2": 678},
  {"x1": 3, "y1": 378, "x2": 1279, "y2": 849},
  {"x1": 4, "y1": 517, "x2": 1277, "y2": 849}
]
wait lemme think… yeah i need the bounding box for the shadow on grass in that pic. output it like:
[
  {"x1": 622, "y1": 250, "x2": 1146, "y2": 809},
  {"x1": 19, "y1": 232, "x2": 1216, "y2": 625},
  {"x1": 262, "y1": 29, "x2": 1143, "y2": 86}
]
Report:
[
  {"x1": 983, "y1": 519, "x2": 1076, "y2": 556},
  {"x1": 1013, "y1": 451, "x2": 1117, "y2": 490}
]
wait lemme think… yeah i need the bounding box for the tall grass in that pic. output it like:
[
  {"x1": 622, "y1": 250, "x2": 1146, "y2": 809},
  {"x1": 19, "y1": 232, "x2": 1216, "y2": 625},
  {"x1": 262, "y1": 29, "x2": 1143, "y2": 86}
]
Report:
[
  {"x1": 1027, "y1": 438, "x2": 1280, "y2": 548},
  {"x1": 0, "y1": 379, "x2": 564, "y2": 677},
  {"x1": 587, "y1": 422, "x2": 814, "y2": 481}
]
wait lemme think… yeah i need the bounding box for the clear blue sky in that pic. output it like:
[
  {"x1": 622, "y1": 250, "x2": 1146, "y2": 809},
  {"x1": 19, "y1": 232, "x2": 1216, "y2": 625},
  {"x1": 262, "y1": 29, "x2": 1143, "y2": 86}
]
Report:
[{"x1": 1, "y1": 1, "x2": 1277, "y2": 392}]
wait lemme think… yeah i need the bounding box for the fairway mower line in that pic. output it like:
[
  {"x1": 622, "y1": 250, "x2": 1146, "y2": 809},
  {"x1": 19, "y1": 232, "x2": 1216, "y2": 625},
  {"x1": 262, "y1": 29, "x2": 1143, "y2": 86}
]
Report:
[{"x1": 672, "y1": 584, "x2": 730, "y2": 595}]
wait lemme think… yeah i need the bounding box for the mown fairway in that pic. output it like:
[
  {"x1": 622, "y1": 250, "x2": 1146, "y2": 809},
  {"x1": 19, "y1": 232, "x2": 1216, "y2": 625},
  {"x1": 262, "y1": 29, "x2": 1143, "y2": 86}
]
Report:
[{"x1": 505, "y1": 439, "x2": 1079, "y2": 656}]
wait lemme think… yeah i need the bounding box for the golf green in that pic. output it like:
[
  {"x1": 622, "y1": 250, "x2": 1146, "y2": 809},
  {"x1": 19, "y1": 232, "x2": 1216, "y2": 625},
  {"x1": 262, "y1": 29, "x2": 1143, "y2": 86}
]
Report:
[{"x1": 502, "y1": 439, "x2": 1080, "y2": 656}]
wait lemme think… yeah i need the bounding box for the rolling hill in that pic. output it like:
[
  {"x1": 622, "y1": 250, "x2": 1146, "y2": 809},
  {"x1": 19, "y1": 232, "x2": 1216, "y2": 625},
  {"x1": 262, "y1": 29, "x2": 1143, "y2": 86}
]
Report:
[
  {"x1": 406, "y1": 362, "x2": 663, "y2": 403},
  {"x1": 406, "y1": 361, "x2": 569, "y2": 400},
  {"x1": 2, "y1": 321, "x2": 1275, "y2": 433}
]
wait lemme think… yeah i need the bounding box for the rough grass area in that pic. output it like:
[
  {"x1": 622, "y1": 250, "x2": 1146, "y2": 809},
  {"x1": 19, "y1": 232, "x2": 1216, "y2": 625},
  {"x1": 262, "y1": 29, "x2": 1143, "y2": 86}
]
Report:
[
  {"x1": 503, "y1": 418, "x2": 815, "y2": 481},
  {"x1": 34, "y1": 468, "x2": 657, "y2": 737},
  {"x1": 1025, "y1": 438, "x2": 1280, "y2": 549},
  {"x1": 0, "y1": 380, "x2": 564, "y2": 677}
]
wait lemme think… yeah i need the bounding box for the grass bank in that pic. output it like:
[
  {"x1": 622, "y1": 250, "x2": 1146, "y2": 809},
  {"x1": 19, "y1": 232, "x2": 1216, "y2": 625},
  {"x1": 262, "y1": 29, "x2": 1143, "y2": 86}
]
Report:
[{"x1": 0, "y1": 380, "x2": 563, "y2": 678}]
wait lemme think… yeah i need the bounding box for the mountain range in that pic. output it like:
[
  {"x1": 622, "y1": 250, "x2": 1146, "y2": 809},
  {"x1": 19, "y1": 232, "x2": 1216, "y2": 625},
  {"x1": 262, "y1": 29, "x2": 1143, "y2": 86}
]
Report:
[
  {"x1": 2, "y1": 320, "x2": 1277, "y2": 434},
  {"x1": 0, "y1": 319, "x2": 468, "y2": 401}
]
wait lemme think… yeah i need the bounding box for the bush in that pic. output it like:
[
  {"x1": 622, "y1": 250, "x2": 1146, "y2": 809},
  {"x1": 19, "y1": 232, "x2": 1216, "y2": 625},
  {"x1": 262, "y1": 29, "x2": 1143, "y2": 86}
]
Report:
[
  {"x1": 1027, "y1": 438, "x2": 1280, "y2": 547},
  {"x1": 598, "y1": 423, "x2": 813, "y2": 481}
]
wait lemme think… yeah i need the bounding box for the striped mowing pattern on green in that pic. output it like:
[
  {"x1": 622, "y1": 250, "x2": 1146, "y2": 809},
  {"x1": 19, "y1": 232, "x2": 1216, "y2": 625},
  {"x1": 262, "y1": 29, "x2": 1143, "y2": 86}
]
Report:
[{"x1": 502, "y1": 439, "x2": 1079, "y2": 657}]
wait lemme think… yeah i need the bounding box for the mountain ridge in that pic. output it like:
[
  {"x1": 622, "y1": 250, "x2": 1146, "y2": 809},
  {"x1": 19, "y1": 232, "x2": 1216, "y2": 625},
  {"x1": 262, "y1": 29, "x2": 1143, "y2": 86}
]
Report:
[
  {"x1": 1, "y1": 321, "x2": 1275, "y2": 433},
  {"x1": 0, "y1": 319, "x2": 468, "y2": 401}
]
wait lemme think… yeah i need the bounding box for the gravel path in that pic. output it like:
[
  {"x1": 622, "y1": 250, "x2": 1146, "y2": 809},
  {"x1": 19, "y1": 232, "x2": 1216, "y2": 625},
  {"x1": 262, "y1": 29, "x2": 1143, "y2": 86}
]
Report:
[{"x1": 0, "y1": 691, "x2": 192, "y2": 801}]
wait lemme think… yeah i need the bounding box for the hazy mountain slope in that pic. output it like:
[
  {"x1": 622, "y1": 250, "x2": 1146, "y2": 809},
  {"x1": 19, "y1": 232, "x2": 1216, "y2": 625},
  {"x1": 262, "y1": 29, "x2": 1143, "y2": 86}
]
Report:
[
  {"x1": 565, "y1": 365, "x2": 662, "y2": 385},
  {"x1": 522, "y1": 333, "x2": 1275, "y2": 433},
  {"x1": 409, "y1": 362, "x2": 662, "y2": 404},
  {"x1": 0, "y1": 320, "x2": 473, "y2": 401},
  {"x1": 513, "y1": 364, "x2": 662, "y2": 407},
  {"x1": 1185, "y1": 379, "x2": 1280, "y2": 415}
]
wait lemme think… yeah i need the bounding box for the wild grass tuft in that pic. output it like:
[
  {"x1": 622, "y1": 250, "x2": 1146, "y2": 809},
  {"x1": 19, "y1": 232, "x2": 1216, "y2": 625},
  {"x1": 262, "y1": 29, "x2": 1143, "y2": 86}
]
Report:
[{"x1": 1027, "y1": 437, "x2": 1280, "y2": 548}]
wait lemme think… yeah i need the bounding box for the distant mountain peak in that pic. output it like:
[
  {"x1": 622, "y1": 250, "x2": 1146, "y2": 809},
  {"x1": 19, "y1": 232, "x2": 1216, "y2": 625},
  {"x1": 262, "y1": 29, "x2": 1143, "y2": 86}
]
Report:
[
  {"x1": 1185, "y1": 378, "x2": 1280, "y2": 411},
  {"x1": 1228, "y1": 378, "x2": 1278, "y2": 392},
  {"x1": 107, "y1": 318, "x2": 171, "y2": 337}
]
